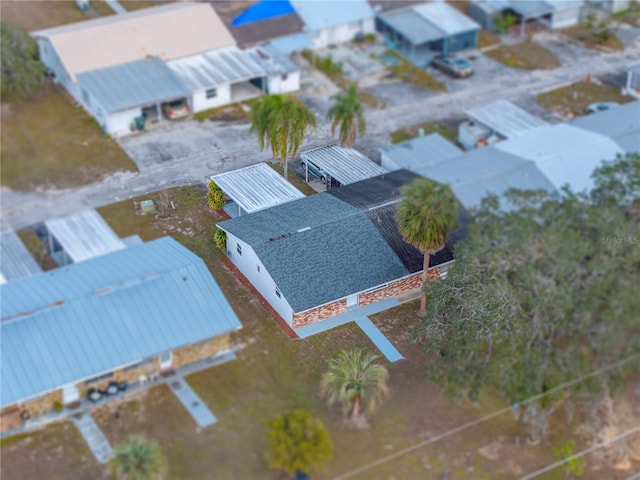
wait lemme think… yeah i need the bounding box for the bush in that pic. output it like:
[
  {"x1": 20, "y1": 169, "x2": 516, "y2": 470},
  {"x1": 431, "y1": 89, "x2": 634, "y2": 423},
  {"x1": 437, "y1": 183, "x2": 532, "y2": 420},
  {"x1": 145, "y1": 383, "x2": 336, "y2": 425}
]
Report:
[
  {"x1": 207, "y1": 180, "x2": 225, "y2": 211},
  {"x1": 213, "y1": 228, "x2": 227, "y2": 251},
  {"x1": 52, "y1": 401, "x2": 63, "y2": 412}
]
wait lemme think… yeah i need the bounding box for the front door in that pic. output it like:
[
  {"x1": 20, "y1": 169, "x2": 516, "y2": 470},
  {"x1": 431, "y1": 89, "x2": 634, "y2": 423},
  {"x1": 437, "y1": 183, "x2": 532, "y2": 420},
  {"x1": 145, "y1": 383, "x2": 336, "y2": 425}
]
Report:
[
  {"x1": 62, "y1": 384, "x2": 80, "y2": 404},
  {"x1": 346, "y1": 294, "x2": 358, "y2": 310},
  {"x1": 158, "y1": 351, "x2": 173, "y2": 370}
]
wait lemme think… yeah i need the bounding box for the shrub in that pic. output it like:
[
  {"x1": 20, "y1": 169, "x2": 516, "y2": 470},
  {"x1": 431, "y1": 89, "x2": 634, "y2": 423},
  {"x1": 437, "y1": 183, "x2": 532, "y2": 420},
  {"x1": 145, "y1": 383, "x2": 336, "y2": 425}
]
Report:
[
  {"x1": 52, "y1": 401, "x2": 63, "y2": 412},
  {"x1": 207, "y1": 180, "x2": 225, "y2": 211},
  {"x1": 213, "y1": 228, "x2": 227, "y2": 251}
]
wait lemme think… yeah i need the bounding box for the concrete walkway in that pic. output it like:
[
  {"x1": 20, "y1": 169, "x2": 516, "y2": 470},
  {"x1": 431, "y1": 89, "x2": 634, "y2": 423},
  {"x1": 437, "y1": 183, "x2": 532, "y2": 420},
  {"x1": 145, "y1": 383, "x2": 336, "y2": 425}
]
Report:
[
  {"x1": 355, "y1": 317, "x2": 404, "y2": 363},
  {"x1": 167, "y1": 376, "x2": 217, "y2": 428},
  {"x1": 105, "y1": 0, "x2": 126, "y2": 14},
  {"x1": 71, "y1": 412, "x2": 113, "y2": 464}
]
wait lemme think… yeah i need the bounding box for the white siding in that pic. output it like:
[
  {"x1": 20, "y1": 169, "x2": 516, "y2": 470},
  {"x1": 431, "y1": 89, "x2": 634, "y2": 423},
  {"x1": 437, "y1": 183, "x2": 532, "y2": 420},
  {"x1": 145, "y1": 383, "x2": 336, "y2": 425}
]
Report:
[
  {"x1": 310, "y1": 18, "x2": 375, "y2": 48},
  {"x1": 267, "y1": 71, "x2": 300, "y2": 94},
  {"x1": 225, "y1": 233, "x2": 294, "y2": 325},
  {"x1": 551, "y1": 6, "x2": 582, "y2": 28},
  {"x1": 105, "y1": 107, "x2": 142, "y2": 137},
  {"x1": 191, "y1": 84, "x2": 232, "y2": 113}
]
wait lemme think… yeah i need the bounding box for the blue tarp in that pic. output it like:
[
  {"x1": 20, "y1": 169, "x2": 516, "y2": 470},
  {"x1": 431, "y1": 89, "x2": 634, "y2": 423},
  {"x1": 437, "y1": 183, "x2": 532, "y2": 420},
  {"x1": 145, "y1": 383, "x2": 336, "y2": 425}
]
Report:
[{"x1": 231, "y1": 0, "x2": 295, "y2": 27}]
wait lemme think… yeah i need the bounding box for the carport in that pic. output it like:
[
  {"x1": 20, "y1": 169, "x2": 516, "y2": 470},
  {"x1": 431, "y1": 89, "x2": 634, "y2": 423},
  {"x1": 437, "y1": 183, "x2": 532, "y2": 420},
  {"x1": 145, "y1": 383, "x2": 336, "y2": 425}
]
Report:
[
  {"x1": 0, "y1": 231, "x2": 42, "y2": 284},
  {"x1": 211, "y1": 163, "x2": 305, "y2": 217},
  {"x1": 376, "y1": 2, "x2": 479, "y2": 66},
  {"x1": 44, "y1": 210, "x2": 126, "y2": 266},
  {"x1": 299, "y1": 145, "x2": 387, "y2": 189}
]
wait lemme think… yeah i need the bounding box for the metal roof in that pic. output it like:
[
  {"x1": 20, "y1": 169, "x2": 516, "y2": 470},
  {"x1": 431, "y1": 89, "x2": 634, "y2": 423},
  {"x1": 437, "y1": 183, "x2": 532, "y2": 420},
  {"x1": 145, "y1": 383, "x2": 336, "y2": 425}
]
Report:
[
  {"x1": 0, "y1": 232, "x2": 41, "y2": 283},
  {"x1": 44, "y1": 210, "x2": 126, "y2": 263},
  {"x1": 219, "y1": 171, "x2": 455, "y2": 312},
  {"x1": 32, "y1": 3, "x2": 236, "y2": 81},
  {"x1": 496, "y1": 124, "x2": 624, "y2": 194},
  {"x1": 300, "y1": 145, "x2": 387, "y2": 185},
  {"x1": 377, "y1": 8, "x2": 446, "y2": 44},
  {"x1": 246, "y1": 44, "x2": 299, "y2": 75},
  {"x1": 380, "y1": 133, "x2": 463, "y2": 171},
  {"x1": 570, "y1": 100, "x2": 640, "y2": 154},
  {"x1": 289, "y1": 0, "x2": 374, "y2": 30},
  {"x1": 471, "y1": 0, "x2": 581, "y2": 17},
  {"x1": 168, "y1": 47, "x2": 266, "y2": 90},
  {"x1": 413, "y1": 2, "x2": 480, "y2": 36},
  {"x1": 77, "y1": 58, "x2": 190, "y2": 113},
  {"x1": 465, "y1": 99, "x2": 547, "y2": 139},
  {"x1": 268, "y1": 32, "x2": 313, "y2": 53},
  {"x1": 211, "y1": 163, "x2": 305, "y2": 214},
  {"x1": 0, "y1": 237, "x2": 242, "y2": 407}
]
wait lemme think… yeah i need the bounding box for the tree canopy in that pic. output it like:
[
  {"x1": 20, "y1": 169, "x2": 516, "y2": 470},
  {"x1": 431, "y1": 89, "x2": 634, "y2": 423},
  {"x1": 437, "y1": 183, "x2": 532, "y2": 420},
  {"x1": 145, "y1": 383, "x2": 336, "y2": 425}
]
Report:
[
  {"x1": 266, "y1": 409, "x2": 333, "y2": 476},
  {"x1": 249, "y1": 94, "x2": 316, "y2": 178},
  {"x1": 327, "y1": 83, "x2": 366, "y2": 147},
  {"x1": 1, "y1": 22, "x2": 46, "y2": 102},
  {"x1": 108, "y1": 435, "x2": 167, "y2": 480},
  {"x1": 415, "y1": 165, "x2": 640, "y2": 411}
]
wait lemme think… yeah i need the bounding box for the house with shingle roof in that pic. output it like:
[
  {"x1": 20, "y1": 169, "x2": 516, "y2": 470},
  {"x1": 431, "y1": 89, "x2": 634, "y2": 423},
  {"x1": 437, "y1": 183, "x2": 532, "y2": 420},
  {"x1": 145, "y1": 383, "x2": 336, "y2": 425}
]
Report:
[{"x1": 217, "y1": 170, "x2": 465, "y2": 328}]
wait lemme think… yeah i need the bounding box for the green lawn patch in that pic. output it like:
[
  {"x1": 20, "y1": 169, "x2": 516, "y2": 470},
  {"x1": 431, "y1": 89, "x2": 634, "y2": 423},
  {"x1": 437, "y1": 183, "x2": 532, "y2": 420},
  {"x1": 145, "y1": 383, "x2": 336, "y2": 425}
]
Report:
[
  {"x1": 390, "y1": 121, "x2": 457, "y2": 144},
  {"x1": 484, "y1": 41, "x2": 561, "y2": 70},
  {"x1": 559, "y1": 24, "x2": 625, "y2": 51},
  {"x1": 1, "y1": 81, "x2": 137, "y2": 192},
  {"x1": 16, "y1": 230, "x2": 57, "y2": 271},
  {"x1": 0, "y1": 0, "x2": 89, "y2": 31},
  {"x1": 193, "y1": 102, "x2": 251, "y2": 123},
  {"x1": 384, "y1": 50, "x2": 447, "y2": 92},
  {"x1": 612, "y1": 5, "x2": 640, "y2": 27},
  {"x1": 537, "y1": 80, "x2": 634, "y2": 117}
]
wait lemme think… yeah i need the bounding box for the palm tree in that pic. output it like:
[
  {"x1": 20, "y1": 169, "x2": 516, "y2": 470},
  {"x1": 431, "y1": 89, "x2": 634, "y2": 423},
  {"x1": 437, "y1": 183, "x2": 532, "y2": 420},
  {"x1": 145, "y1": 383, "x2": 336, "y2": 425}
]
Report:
[
  {"x1": 326, "y1": 83, "x2": 366, "y2": 147},
  {"x1": 396, "y1": 178, "x2": 459, "y2": 316},
  {"x1": 320, "y1": 348, "x2": 389, "y2": 426},
  {"x1": 108, "y1": 435, "x2": 167, "y2": 480},
  {"x1": 250, "y1": 94, "x2": 316, "y2": 179}
]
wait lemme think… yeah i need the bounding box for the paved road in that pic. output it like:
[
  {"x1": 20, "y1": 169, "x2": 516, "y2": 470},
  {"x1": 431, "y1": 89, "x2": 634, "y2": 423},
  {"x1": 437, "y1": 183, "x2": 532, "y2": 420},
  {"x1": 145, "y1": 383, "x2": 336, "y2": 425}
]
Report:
[{"x1": 1, "y1": 31, "x2": 639, "y2": 232}]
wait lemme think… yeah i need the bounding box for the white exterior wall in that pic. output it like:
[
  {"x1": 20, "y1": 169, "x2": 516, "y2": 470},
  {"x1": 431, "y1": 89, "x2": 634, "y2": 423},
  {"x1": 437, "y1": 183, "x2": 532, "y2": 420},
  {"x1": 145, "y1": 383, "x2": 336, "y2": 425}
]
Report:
[
  {"x1": 310, "y1": 18, "x2": 375, "y2": 48},
  {"x1": 105, "y1": 107, "x2": 143, "y2": 137},
  {"x1": 225, "y1": 233, "x2": 294, "y2": 325},
  {"x1": 551, "y1": 6, "x2": 582, "y2": 28},
  {"x1": 586, "y1": 0, "x2": 629, "y2": 12},
  {"x1": 267, "y1": 71, "x2": 300, "y2": 94},
  {"x1": 191, "y1": 84, "x2": 232, "y2": 113}
]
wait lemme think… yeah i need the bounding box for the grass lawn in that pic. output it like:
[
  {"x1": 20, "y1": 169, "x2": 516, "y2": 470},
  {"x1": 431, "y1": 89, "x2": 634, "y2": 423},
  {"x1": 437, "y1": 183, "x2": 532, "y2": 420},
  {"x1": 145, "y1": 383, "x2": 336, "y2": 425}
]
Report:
[
  {"x1": 612, "y1": 5, "x2": 640, "y2": 27},
  {"x1": 559, "y1": 25, "x2": 625, "y2": 51},
  {"x1": 16, "y1": 230, "x2": 58, "y2": 271},
  {"x1": 537, "y1": 80, "x2": 634, "y2": 118},
  {"x1": 390, "y1": 120, "x2": 458, "y2": 144},
  {"x1": 477, "y1": 30, "x2": 500, "y2": 49},
  {"x1": 384, "y1": 50, "x2": 447, "y2": 93},
  {"x1": 485, "y1": 41, "x2": 561, "y2": 70},
  {"x1": 0, "y1": 1, "x2": 89, "y2": 31},
  {"x1": 1, "y1": 81, "x2": 137, "y2": 192}
]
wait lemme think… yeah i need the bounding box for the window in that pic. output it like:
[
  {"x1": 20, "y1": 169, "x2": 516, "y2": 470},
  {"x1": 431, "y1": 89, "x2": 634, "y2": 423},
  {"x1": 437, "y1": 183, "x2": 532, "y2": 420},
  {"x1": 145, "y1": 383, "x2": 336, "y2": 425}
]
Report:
[
  {"x1": 124, "y1": 359, "x2": 153, "y2": 372},
  {"x1": 159, "y1": 351, "x2": 173, "y2": 370},
  {"x1": 206, "y1": 88, "x2": 217, "y2": 99},
  {"x1": 84, "y1": 372, "x2": 113, "y2": 386},
  {"x1": 275, "y1": 287, "x2": 281, "y2": 299},
  {"x1": 236, "y1": 243, "x2": 242, "y2": 256},
  {"x1": 257, "y1": 265, "x2": 261, "y2": 273},
  {"x1": 281, "y1": 73, "x2": 288, "y2": 81}
]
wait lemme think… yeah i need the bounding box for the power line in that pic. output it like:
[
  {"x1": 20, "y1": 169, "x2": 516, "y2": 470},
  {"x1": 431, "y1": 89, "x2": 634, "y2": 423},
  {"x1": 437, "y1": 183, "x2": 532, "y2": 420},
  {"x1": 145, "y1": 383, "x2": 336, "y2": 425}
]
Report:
[
  {"x1": 520, "y1": 425, "x2": 640, "y2": 479},
  {"x1": 336, "y1": 353, "x2": 640, "y2": 480}
]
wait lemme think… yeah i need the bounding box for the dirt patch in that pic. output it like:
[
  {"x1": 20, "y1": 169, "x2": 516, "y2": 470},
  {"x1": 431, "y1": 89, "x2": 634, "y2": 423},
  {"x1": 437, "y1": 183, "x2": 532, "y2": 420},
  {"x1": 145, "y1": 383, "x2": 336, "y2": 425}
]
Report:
[
  {"x1": 537, "y1": 80, "x2": 634, "y2": 118},
  {"x1": 485, "y1": 41, "x2": 561, "y2": 70}
]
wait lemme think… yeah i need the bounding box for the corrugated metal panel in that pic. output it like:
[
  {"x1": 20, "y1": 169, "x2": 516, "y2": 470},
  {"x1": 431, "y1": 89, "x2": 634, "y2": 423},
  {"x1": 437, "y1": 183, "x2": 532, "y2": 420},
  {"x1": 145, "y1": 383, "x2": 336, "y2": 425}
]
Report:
[
  {"x1": 246, "y1": 45, "x2": 299, "y2": 76},
  {"x1": 290, "y1": 0, "x2": 374, "y2": 30},
  {"x1": 168, "y1": 47, "x2": 266, "y2": 90},
  {"x1": 380, "y1": 133, "x2": 463, "y2": 171},
  {"x1": 0, "y1": 232, "x2": 42, "y2": 282},
  {"x1": 465, "y1": 99, "x2": 547, "y2": 139},
  {"x1": 268, "y1": 32, "x2": 313, "y2": 54},
  {"x1": 496, "y1": 124, "x2": 624, "y2": 193},
  {"x1": 44, "y1": 210, "x2": 126, "y2": 263},
  {"x1": 300, "y1": 145, "x2": 387, "y2": 185},
  {"x1": 570, "y1": 100, "x2": 640, "y2": 154},
  {"x1": 0, "y1": 237, "x2": 242, "y2": 407},
  {"x1": 77, "y1": 58, "x2": 190, "y2": 113},
  {"x1": 378, "y1": 9, "x2": 445, "y2": 44},
  {"x1": 413, "y1": 1, "x2": 480, "y2": 36},
  {"x1": 211, "y1": 163, "x2": 305, "y2": 214}
]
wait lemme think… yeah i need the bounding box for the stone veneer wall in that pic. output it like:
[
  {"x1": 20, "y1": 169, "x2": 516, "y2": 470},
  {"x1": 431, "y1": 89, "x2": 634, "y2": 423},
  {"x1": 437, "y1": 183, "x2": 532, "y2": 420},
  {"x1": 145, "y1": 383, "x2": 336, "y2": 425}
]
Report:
[
  {"x1": 172, "y1": 334, "x2": 230, "y2": 368},
  {"x1": 292, "y1": 268, "x2": 442, "y2": 329}
]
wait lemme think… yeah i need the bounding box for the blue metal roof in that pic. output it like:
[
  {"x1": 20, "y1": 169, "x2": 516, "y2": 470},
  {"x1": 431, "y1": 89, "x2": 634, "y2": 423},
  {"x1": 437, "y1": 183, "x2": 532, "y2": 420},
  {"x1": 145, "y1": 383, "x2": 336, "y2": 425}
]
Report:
[
  {"x1": 290, "y1": 0, "x2": 374, "y2": 30},
  {"x1": 380, "y1": 133, "x2": 463, "y2": 171},
  {"x1": 231, "y1": 0, "x2": 295, "y2": 27},
  {"x1": 0, "y1": 232, "x2": 41, "y2": 283},
  {"x1": 77, "y1": 57, "x2": 190, "y2": 113},
  {"x1": 0, "y1": 237, "x2": 242, "y2": 407},
  {"x1": 269, "y1": 32, "x2": 313, "y2": 54}
]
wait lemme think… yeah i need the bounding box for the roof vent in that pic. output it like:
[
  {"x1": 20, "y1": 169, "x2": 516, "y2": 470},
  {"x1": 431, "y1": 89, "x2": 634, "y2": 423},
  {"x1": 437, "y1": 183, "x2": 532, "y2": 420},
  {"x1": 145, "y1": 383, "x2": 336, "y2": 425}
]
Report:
[{"x1": 297, "y1": 227, "x2": 311, "y2": 232}]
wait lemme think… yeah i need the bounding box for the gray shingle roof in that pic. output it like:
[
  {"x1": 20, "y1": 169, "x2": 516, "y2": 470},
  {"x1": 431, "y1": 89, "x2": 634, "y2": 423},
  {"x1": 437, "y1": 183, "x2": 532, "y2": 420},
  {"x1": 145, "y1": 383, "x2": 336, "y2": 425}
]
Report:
[
  {"x1": 77, "y1": 57, "x2": 190, "y2": 113},
  {"x1": 1, "y1": 237, "x2": 242, "y2": 407}
]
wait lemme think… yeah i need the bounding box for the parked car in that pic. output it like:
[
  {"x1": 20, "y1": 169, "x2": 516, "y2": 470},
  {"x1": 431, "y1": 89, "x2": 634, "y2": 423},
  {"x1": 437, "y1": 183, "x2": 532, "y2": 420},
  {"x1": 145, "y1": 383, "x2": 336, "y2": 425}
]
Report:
[
  {"x1": 300, "y1": 158, "x2": 328, "y2": 184},
  {"x1": 585, "y1": 102, "x2": 620, "y2": 114},
  {"x1": 430, "y1": 55, "x2": 473, "y2": 78},
  {"x1": 162, "y1": 99, "x2": 189, "y2": 119}
]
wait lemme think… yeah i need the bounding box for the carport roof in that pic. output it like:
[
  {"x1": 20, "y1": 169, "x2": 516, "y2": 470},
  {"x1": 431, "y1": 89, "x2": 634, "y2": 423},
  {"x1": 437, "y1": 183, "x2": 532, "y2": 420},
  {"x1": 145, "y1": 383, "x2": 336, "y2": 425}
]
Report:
[
  {"x1": 0, "y1": 236, "x2": 242, "y2": 408},
  {"x1": 379, "y1": 133, "x2": 463, "y2": 171},
  {"x1": 299, "y1": 145, "x2": 386, "y2": 185},
  {"x1": 76, "y1": 58, "x2": 190, "y2": 113},
  {"x1": 168, "y1": 47, "x2": 266, "y2": 90},
  {"x1": 44, "y1": 210, "x2": 126, "y2": 263},
  {"x1": 378, "y1": 1, "x2": 479, "y2": 44},
  {"x1": 246, "y1": 44, "x2": 299, "y2": 75},
  {"x1": 211, "y1": 163, "x2": 305, "y2": 214},
  {"x1": 0, "y1": 232, "x2": 41, "y2": 284},
  {"x1": 464, "y1": 99, "x2": 547, "y2": 139}
]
